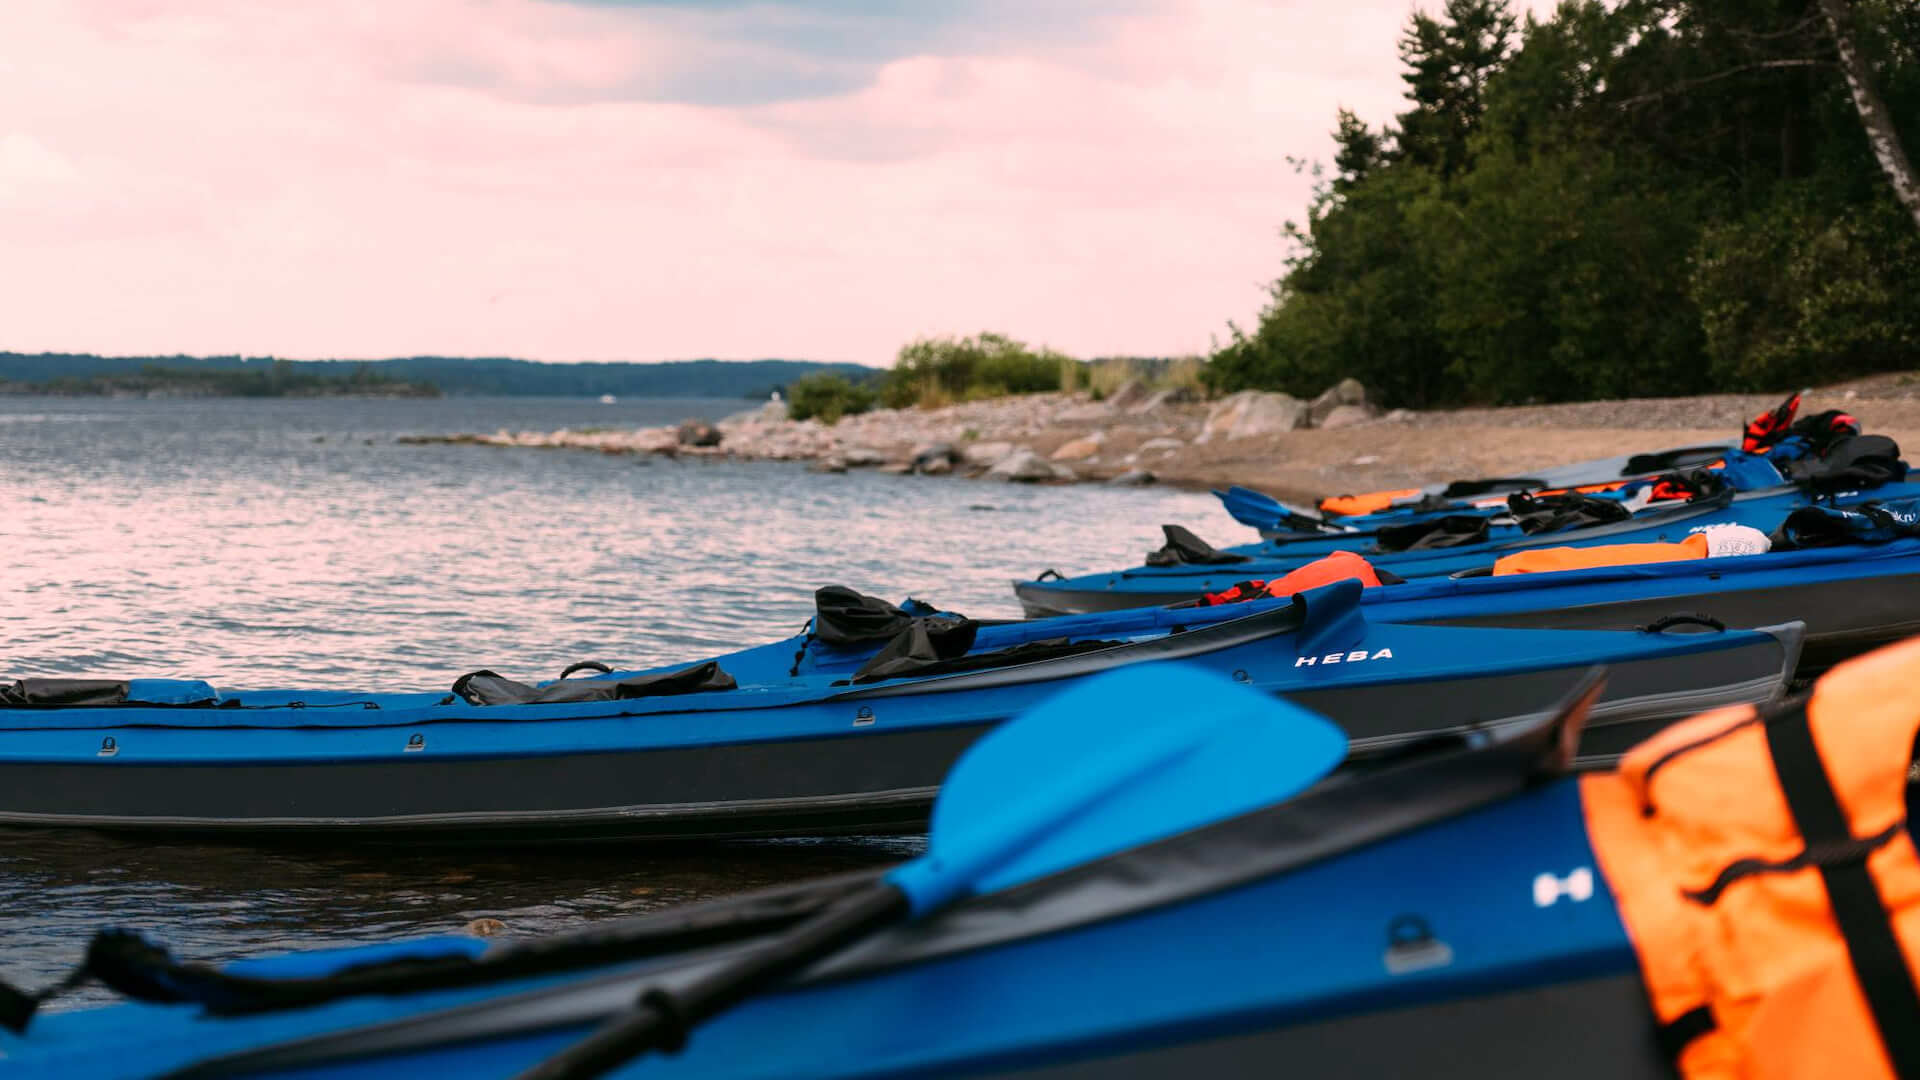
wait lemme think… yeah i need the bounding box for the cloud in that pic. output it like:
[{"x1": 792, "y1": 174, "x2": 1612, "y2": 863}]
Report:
[
  {"x1": 0, "y1": 0, "x2": 1526, "y2": 364},
  {"x1": 357, "y1": 0, "x2": 1159, "y2": 107}
]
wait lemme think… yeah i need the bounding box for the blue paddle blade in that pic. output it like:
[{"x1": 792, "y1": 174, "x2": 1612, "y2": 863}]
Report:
[{"x1": 887, "y1": 663, "x2": 1348, "y2": 915}]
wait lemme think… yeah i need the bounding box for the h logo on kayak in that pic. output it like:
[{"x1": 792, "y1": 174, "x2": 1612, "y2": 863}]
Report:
[
  {"x1": 1533, "y1": 868, "x2": 1594, "y2": 907},
  {"x1": 1294, "y1": 648, "x2": 1394, "y2": 668}
]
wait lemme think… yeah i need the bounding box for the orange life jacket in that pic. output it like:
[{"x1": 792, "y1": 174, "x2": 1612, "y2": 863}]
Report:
[
  {"x1": 1492, "y1": 532, "x2": 1710, "y2": 576},
  {"x1": 1581, "y1": 638, "x2": 1920, "y2": 1078},
  {"x1": 1198, "y1": 551, "x2": 1386, "y2": 606}
]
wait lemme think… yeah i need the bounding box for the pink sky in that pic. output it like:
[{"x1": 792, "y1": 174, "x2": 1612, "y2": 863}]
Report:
[{"x1": 0, "y1": 0, "x2": 1541, "y2": 367}]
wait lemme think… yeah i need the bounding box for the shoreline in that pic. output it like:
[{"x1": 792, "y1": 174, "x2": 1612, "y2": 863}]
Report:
[{"x1": 395, "y1": 375, "x2": 1920, "y2": 503}]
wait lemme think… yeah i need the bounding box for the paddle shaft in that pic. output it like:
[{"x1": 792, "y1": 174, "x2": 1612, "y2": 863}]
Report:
[{"x1": 515, "y1": 885, "x2": 909, "y2": 1080}]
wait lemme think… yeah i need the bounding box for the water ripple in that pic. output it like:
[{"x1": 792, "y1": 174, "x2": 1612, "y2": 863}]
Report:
[{"x1": 0, "y1": 396, "x2": 1231, "y2": 987}]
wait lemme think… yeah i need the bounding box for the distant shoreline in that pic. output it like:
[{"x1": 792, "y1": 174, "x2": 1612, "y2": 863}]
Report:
[{"x1": 394, "y1": 375, "x2": 1920, "y2": 501}]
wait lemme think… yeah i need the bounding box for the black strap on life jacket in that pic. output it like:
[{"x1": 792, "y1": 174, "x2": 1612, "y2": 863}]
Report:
[{"x1": 1763, "y1": 699, "x2": 1920, "y2": 1077}]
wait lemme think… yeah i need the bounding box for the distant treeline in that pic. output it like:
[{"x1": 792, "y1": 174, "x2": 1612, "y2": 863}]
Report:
[
  {"x1": 0, "y1": 354, "x2": 876, "y2": 399},
  {"x1": 1209, "y1": 0, "x2": 1920, "y2": 407},
  {"x1": 3, "y1": 362, "x2": 440, "y2": 399}
]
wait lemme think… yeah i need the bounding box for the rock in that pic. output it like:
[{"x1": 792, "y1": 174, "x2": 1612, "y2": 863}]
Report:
[
  {"x1": 1108, "y1": 468, "x2": 1156, "y2": 486},
  {"x1": 1104, "y1": 379, "x2": 1151, "y2": 411},
  {"x1": 1203, "y1": 390, "x2": 1309, "y2": 440},
  {"x1": 987, "y1": 448, "x2": 1059, "y2": 483},
  {"x1": 1050, "y1": 431, "x2": 1107, "y2": 461},
  {"x1": 810, "y1": 456, "x2": 849, "y2": 473},
  {"x1": 1351, "y1": 454, "x2": 1381, "y2": 466},
  {"x1": 464, "y1": 918, "x2": 507, "y2": 938},
  {"x1": 1130, "y1": 386, "x2": 1196, "y2": 414},
  {"x1": 910, "y1": 441, "x2": 959, "y2": 469},
  {"x1": 918, "y1": 457, "x2": 953, "y2": 475},
  {"x1": 1384, "y1": 408, "x2": 1417, "y2": 423},
  {"x1": 675, "y1": 419, "x2": 723, "y2": 447},
  {"x1": 1308, "y1": 378, "x2": 1368, "y2": 426},
  {"x1": 1137, "y1": 436, "x2": 1185, "y2": 455},
  {"x1": 721, "y1": 399, "x2": 789, "y2": 425},
  {"x1": 961, "y1": 441, "x2": 1016, "y2": 466},
  {"x1": 840, "y1": 446, "x2": 887, "y2": 467},
  {"x1": 879, "y1": 462, "x2": 914, "y2": 475},
  {"x1": 1050, "y1": 462, "x2": 1077, "y2": 482},
  {"x1": 1318, "y1": 403, "x2": 1382, "y2": 430},
  {"x1": 1055, "y1": 401, "x2": 1113, "y2": 424}
]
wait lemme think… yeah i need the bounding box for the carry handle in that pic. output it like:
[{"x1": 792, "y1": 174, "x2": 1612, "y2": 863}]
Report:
[{"x1": 1640, "y1": 613, "x2": 1727, "y2": 634}]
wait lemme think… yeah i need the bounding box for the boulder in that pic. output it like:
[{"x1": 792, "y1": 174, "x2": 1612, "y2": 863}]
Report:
[
  {"x1": 987, "y1": 448, "x2": 1060, "y2": 483},
  {"x1": 1050, "y1": 431, "x2": 1107, "y2": 461},
  {"x1": 1203, "y1": 391, "x2": 1309, "y2": 440},
  {"x1": 675, "y1": 419, "x2": 723, "y2": 447},
  {"x1": 809, "y1": 456, "x2": 849, "y2": 474},
  {"x1": 840, "y1": 446, "x2": 887, "y2": 467},
  {"x1": 1051, "y1": 462, "x2": 1078, "y2": 482},
  {"x1": 879, "y1": 462, "x2": 914, "y2": 475},
  {"x1": 910, "y1": 441, "x2": 959, "y2": 470},
  {"x1": 1384, "y1": 408, "x2": 1417, "y2": 423},
  {"x1": 1318, "y1": 403, "x2": 1382, "y2": 430},
  {"x1": 1103, "y1": 379, "x2": 1152, "y2": 411},
  {"x1": 1130, "y1": 386, "x2": 1196, "y2": 414},
  {"x1": 917, "y1": 456, "x2": 953, "y2": 476},
  {"x1": 961, "y1": 441, "x2": 1016, "y2": 466},
  {"x1": 1108, "y1": 468, "x2": 1156, "y2": 486},
  {"x1": 1308, "y1": 378, "x2": 1368, "y2": 426},
  {"x1": 1137, "y1": 436, "x2": 1185, "y2": 455}
]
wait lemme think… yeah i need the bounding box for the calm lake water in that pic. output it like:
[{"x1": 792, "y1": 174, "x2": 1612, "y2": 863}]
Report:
[{"x1": 0, "y1": 395, "x2": 1231, "y2": 993}]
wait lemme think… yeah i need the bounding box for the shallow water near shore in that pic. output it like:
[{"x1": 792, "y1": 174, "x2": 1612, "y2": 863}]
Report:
[{"x1": 0, "y1": 395, "x2": 1232, "y2": 993}]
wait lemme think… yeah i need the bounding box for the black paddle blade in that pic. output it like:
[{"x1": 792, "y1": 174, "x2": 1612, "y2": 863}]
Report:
[{"x1": 1544, "y1": 667, "x2": 1607, "y2": 774}]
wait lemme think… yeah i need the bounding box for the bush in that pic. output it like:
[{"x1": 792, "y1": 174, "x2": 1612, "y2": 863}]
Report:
[
  {"x1": 786, "y1": 373, "x2": 877, "y2": 424},
  {"x1": 881, "y1": 333, "x2": 1064, "y2": 408}
]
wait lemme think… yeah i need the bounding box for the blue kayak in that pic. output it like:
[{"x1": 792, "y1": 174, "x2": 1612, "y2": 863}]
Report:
[
  {"x1": 1217, "y1": 444, "x2": 1763, "y2": 540},
  {"x1": 1015, "y1": 480, "x2": 1920, "y2": 616},
  {"x1": 0, "y1": 668, "x2": 1673, "y2": 1079},
  {"x1": 0, "y1": 581, "x2": 1801, "y2": 842}
]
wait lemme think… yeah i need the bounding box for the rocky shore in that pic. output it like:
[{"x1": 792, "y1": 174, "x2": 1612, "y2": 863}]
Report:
[{"x1": 397, "y1": 374, "x2": 1920, "y2": 502}]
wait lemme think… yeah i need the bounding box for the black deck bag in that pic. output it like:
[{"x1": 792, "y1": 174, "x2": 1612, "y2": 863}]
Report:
[
  {"x1": 1622, "y1": 445, "x2": 1730, "y2": 475},
  {"x1": 0, "y1": 679, "x2": 129, "y2": 706},
  {"x1": 1144, "y1": 525, "x2": 1252, "y2": 567},
  {"x1": 1783, "y1": 434, "x2": 1907, "y2": 493},
  {"x1": 851, "y1": 615, "x2": 981, "y2": 683},
  {"x1": 1372, "y1": 514, "x2": 1491, "y2": 553},
  {"x1": 1506, "y1": 491, "x2": 1633, "y2": 535},
  {"x1": 1771, "y1": 497, "x2": 1920, "y2": 550},
  {"x1": 451, "y1": 661, "x2": 737, "y2": 706},
  {"x1": 812, "y1": 587, "x2": 941, "y2": 646}
]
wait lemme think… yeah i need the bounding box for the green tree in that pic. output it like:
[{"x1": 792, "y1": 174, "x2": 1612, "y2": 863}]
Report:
[{"x1": 1394, "y1": 0, "x2": 1518, "y2": 176}]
